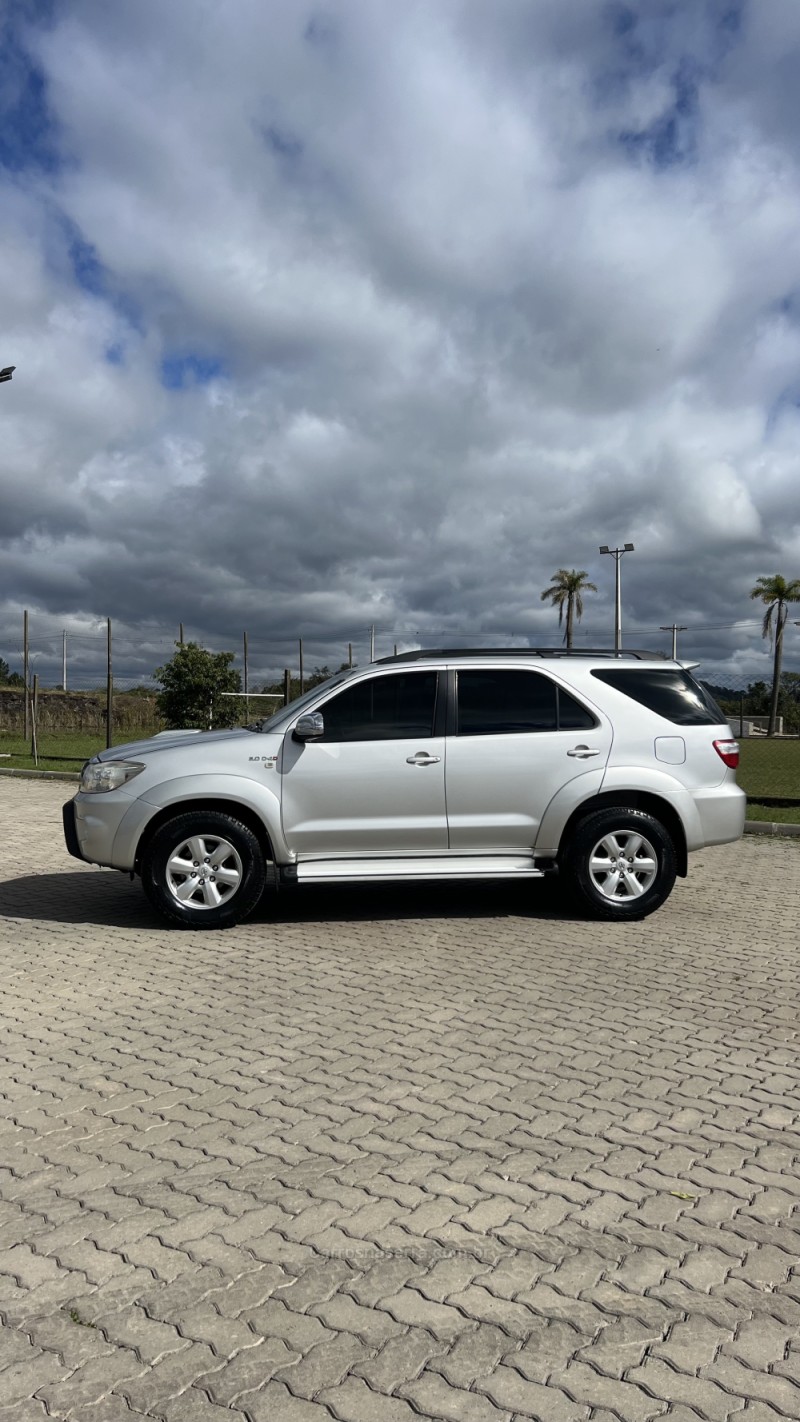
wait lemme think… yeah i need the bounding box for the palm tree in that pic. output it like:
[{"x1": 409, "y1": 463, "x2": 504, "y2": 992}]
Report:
[
  {"x1": 750, "y1": 574, "x2": 800, "y2": 735},
  {"x1": 540, "y1": 569, "x2": 597, "y2": 649}
]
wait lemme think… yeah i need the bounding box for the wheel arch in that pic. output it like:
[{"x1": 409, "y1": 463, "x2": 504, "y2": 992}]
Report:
[
  {"x1": 133, "y1": 799, "x2": 275, "y2": 875},
  {"x1": 558, "y1": 791, "x2": 688, "y2": 878}
]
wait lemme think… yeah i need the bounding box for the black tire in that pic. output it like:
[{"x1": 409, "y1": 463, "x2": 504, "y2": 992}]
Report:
[
  {"x1": 141, "y1": 811, "x2": 267, "y2": 930},
  {"x1": 560, "y1": 807, "x2": 676, "y2": 921}
]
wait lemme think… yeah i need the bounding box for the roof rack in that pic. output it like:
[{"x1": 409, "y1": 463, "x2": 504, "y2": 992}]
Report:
[{"x1": 375, "y1": 647, "x2": 667, "y2": 663}]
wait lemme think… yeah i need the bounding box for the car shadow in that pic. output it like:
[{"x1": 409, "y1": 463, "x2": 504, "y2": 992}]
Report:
[{"x1": 0, "y1": 869, "x2": 573, "y2": 929}]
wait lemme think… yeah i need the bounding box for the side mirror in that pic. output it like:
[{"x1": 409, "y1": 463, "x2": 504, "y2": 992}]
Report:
[{"x1": 293, "y1": 712, "x2": 324, "y2": 742}]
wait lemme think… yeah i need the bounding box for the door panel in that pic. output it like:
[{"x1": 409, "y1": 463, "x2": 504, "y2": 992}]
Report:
[
  {"x1": 280, "y1": 670, "x2": 447, "y2": 855},
  {"x1": 445, "y1": 668, "x2": 612, "y2": 850}
]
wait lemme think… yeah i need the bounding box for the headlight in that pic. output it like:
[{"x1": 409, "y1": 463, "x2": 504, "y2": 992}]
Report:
[{"x1": 80, "y1": 760, "x2": 145, "y2": 794}]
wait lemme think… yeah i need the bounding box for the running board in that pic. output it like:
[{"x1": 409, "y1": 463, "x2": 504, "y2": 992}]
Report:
[{"x1": 294, "y1": 855, "x2": 546, "y2": 883}]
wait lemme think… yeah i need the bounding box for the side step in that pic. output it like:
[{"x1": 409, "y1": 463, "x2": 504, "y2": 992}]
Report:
[{"x1": 294, "y1": 854, "x2": 546, "y2": 883}]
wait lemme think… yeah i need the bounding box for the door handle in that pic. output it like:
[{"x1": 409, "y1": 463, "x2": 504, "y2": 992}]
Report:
[
  {"x1": 567, "y1": 745, "x2": 601, "y2": 758},
  {"x1": 406, "y1": 753, "x2": 441, "y2": 765}
]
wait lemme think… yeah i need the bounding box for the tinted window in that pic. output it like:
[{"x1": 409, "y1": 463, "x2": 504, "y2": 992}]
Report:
[
  {"x1": 319, "y1": 672, "x2": 438, "y2": 742},
  {"x1": 456, "y1": 670, "x2": 595, "y2": 735},
  {"x1": 591, "y1": 669, "x2": 725, "y2": 726},
  {"x1": 558, "y1": 687, "x2": 597, "y2": 730},
  {"x1": 258, "y1": 671, "x2": 351, "y2": 733}
]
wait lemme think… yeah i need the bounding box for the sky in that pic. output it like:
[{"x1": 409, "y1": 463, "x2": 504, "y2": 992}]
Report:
[{"x1": 2, "y1": 0, "x2": 800, "y2": 689}]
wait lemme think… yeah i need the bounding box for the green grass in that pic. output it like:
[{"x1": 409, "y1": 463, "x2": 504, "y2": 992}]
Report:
[
  {"x1": 741, "y1": 802, "x2": 800, "y2": 824},
  {"x1": 735, "y1": 738, "x2": 800, "y2": 800},
  {"x1": 0, "y1": 728, "x2": 161, "y2": 774}
]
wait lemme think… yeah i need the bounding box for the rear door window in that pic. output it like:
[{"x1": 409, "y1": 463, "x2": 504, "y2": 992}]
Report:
[
  {"x1": 590, "y1": 669, "x2": 725, "y2": 725},
  {"x1": 456, "y1": 669, "x2": 596, "y2": 735}
]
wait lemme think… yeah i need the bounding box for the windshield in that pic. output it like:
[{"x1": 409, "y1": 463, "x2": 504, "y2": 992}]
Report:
[{"x1": 250, "y1": 669, "x2": 354, "y2": 734}]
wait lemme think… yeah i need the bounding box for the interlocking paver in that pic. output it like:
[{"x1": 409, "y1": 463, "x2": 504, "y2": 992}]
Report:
[
  {"x1": 308, "y1": 1291, "x2": 403, "y2": 1345},
  {"x1": 702, "y1": 1356, "x2": 800, "y2": 1414},
  {"x1": 722, "y1": 1316, "x2": 795, "y2": 1368},
  {"x1": 3, "y1": 780, "x2": 800, "y2": 1420},
  {"x1": 626, "y1": 1357, "x2": 743, "y2": 1421},
  {"x1": 274, "y1": 1331, "x2": 377, "y2": 1396},
  {"x1": 376, "y1": 1286, "x2": 469, "y2": 1339},
  {"x1": 316, "y1": 1377, "x2": 421, "y2": 1422},
  {"x1": 195, "y1": 1337, "x2": 300, "y2": 1402},
  {"x1": 246, "y1": 1298, "x2": 335, "y2": 1351},
  {"x1": 576, "y1": 1317, "x2": 664, "y2": 1378},
  {"x1": 555, "y1": 1360, "x2": 666, "y2": 1420},
  {"x1": 93, "y1": 1305, "x2": 188, "y2": 1364},
  {"x1": 652, "y1": 1315, "x2": 732, "y2": 1371},
  {"x1": 398, "y1": 1368, "x2": 513, "y2": 1421},
  {"x1": 34, "y1": 1350, "x2": 147, "y2": 1411},
  {"x1": 475, "y1": 1364, "x2": 589, "y2": 1420},
  {"x1": 114, "y1": 1341, "x2": 216, "y2": 1411},
  {"x1": 354, "y1": 1326, "x2": 451, "y2": 1390},
  {"x1": 0, "y1": 1353, "x2": 64, "y2": 1406},
  {"x1": 237, "y1": 1378, "x2": 337, "y2": 1418},
  {"x1": 0, "y1": 1402, "x2": 49, "y2": 1422}
]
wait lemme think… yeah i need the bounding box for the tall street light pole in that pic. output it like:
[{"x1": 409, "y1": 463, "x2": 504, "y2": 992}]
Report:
[{"x1": 599, "y1": 543, "x2": 634, "y2": 655}]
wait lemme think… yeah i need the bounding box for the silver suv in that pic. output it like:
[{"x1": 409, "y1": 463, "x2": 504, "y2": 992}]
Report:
[{"x1": 63, "y1": 648, "x2": 745, "y2": 929}]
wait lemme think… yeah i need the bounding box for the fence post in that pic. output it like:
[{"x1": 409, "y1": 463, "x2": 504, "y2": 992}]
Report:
[
  {"x1": 740, "y1": 693, "x2": 744, "y2": 739},
  {"x1": 283, "y1": 668, "x2": 290, "y2": 706},
  {"x1": 243, "y1": 630, "x2": 249, "y2": 721},
  {"x1": 299, "y1": 639, "x2": 304, "y2": 695},
  {"x1": 23, "y1": 609, "x2": 29, "y2": 739},
  {"x1": 106, "y1": 618, "x2": 113, "y2": 749},
  {"x1": 30, "y1": 674, "x2": 38, "y2": 764}
]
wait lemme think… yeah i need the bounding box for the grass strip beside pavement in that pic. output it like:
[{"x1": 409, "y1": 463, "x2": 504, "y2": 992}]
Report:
[
  {"x1": 744, "y1": 802, "x2": 800, "y2": 824},
  {"x1": 736, "y1": 737, "x2": 800, "y2": 798},
  {"x1": 0, "y1": 729, "x2": 160, "y2": 773}
]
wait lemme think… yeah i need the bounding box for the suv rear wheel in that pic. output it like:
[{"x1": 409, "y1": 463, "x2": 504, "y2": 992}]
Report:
[
  {"x1": 141, "y1": 811, "x2": 267, "y2": 930},
  {"x1": 561, "y1": 807, "x2": 676, "y2": 920}
]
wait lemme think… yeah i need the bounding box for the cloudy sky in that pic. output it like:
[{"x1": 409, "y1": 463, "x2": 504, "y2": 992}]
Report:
[{"x1": 3, "y1": 0, "x2": 800, "y2": 688}]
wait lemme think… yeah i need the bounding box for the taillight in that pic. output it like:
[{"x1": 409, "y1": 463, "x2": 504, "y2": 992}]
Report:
[{"x1": 713, "y1": 739, "x2": 739, "y2": 769}]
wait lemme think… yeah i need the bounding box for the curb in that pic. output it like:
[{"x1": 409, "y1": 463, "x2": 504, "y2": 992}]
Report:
[
  {"x1": 0, "y1": 767, "x2": 80, "y2": 783},
  {"x1": 744, "y1": 819, "x2": 800, "y2": 838}
]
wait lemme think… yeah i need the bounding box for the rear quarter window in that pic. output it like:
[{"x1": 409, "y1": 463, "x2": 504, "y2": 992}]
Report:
[{"x1": 590, "y1": 669, "x2": 726, "y2": 726}]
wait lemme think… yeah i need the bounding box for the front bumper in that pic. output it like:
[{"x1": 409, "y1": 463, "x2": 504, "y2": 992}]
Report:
[
  {"x1": 62, "y1": 791, "x2": 143, "y2": 869},
  {"x1": 62, "y1": 800, "x2": 87, "y2": 863}
]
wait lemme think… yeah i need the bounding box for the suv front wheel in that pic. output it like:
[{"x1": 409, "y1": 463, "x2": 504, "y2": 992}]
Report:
[
  {"x1": 141, "y1": 811, "x2": 267, "y2": 930},
  {"x1": 561, "y1": 807, "x2": 676, "y2": 920}
]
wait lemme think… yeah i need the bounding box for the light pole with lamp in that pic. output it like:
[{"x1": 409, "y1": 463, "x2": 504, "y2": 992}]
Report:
[
  {"x1": 0, "y1": 366, "x2": 15, "y2": 384},
  {"x1": 599, "y1": 543, "x2": 634, "y2": 655}
]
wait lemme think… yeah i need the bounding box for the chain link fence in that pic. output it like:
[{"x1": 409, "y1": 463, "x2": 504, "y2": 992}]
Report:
[
  {"x1": 699, "y1": 675, "x2": 800, "y2": 805},
  {"x1": 2, "y1": 614, "x2": 799, "y2": 802}
]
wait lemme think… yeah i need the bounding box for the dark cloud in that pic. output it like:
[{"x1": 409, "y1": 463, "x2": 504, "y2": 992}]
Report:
[{"x1": 2, "y1": 0, "x2": 800, "y2": 688}]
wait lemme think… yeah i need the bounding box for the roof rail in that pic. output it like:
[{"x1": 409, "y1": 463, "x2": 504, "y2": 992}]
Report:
[{"x1": 375, "y1": 647, "x2": 667, "y2": 663}]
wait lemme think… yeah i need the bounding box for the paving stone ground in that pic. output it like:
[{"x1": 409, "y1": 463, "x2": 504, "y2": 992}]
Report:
[{"x1": 1, "y1": 776, "x2": 799, "y2": 1422}]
